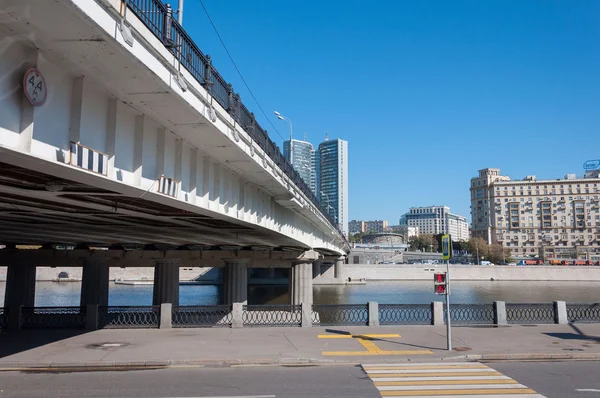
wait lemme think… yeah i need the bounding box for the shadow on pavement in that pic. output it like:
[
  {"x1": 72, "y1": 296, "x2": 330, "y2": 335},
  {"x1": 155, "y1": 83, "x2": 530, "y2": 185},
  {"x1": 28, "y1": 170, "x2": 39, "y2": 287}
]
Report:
[
  {"x1": 324, "y1": 328, "x2": 442, "y2": 351},
  {"x1": 544, "y1": 323, "x2": 600, "y2": 342},
  {"x1": 0, "y1": 329, "x2": 88, "y2": 359}
]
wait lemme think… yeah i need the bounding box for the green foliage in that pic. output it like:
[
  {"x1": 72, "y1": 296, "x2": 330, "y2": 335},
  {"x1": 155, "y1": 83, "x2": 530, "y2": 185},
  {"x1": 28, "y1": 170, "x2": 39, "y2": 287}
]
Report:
[{"x1": 409, "y1": 234, "x2": 439, "y2": 252}]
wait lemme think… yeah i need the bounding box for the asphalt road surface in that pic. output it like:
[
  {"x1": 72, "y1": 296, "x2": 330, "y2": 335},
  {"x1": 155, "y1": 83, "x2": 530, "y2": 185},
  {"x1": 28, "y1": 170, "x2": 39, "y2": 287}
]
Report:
[
  {"x1": 1, "y1": 361, "x2": 600, "y2": 397},
  {"x1": 0, "y1": 365, "x2": 380, "y2": 398},
  {"x1": 491, "y1": 361, "x2": 600, "y2": 398}
]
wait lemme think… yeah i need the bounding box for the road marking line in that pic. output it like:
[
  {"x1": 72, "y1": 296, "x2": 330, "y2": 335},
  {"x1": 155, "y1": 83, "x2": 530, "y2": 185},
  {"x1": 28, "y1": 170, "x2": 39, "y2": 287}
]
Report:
[
  {"x1": 322, "y1": 350, "x2": 432, "y2": 356},
  {"x1": 576, "y1": 389, "x2": 600, "y2": 392},
  {"x1": 378, "y1": 384, "x2": 529, "y2": 391},
  {"x1": 318, "y1": 334, "x2": 401, "y2": 339},
  {"x1": 369, "y1": 372, "x2": 504, "y2": 378},
  {"x1": 322, "y1": 351, "x2": 381, "y2": 356},
  {"x1": 374, "y1": 380, "x2": 519, "y2": 386},
  {"x1": 377, "y1": 395, "x2": 545, "y2": 398},
  {"x1": 371, "y1": 376, "x2": 512, "y2": 382},
  {"x1": 365, "y1": 365, "x2": 488, "y2": 371},
  {"x1": 379, "y1": 388, "x2": 537, "y2": 396},
  {"x1": 365, "y1": 362, "x2": 482, "y2": 367},
  {"x1": 367, "y1": 368, "x2": 498, "y2": 374}
]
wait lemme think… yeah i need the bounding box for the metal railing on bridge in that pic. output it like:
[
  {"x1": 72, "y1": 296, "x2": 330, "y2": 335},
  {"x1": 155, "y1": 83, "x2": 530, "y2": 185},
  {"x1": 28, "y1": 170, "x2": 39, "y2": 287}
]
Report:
[
  {"x1": 125, "y1": 0, "x2": 344, "y2": 238},
  {"x1": 5, "y1": 301, "x2": 600, "y2": 329}
]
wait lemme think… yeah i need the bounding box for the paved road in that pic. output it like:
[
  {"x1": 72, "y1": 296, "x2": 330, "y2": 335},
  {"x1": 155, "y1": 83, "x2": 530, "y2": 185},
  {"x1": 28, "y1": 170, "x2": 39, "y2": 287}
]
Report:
[
  {"x1": 1, "y1": 361, "x2": 600, "y2": 397},
  {"x1": 0, "y1": 365, "x2": 380, "y2": 398},
  {"x1": 492, "y1": 361, "x2": 600, "y2": 398}
]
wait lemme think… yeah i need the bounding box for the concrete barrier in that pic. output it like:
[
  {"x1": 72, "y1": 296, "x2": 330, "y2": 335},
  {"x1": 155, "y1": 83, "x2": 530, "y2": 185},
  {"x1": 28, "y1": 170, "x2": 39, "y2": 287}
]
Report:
[{"x1": 344, "y1": 264, "x2": 600, "y2": 281}]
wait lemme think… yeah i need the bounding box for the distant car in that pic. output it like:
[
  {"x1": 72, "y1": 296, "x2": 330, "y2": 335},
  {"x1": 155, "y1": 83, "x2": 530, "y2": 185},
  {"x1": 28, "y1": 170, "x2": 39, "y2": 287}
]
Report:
[
  {"x1": 508, "y1": 262, "x2": 516, "y2": 266},
  {"x1": 57, "y1": 271, "x2": 69, "y2": 279}
]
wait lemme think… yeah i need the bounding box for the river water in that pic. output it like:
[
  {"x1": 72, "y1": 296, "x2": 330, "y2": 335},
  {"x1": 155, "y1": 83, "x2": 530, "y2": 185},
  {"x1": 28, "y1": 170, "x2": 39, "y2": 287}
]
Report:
[{"x1": 1, "y1": 280, "x2": 599, "y2": 306}]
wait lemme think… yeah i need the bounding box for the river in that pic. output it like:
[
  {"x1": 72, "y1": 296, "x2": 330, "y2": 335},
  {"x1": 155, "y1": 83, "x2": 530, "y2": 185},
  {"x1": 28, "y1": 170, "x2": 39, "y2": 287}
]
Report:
[{"x1": 1, "y1": 280, "x2": 599, "y2": 306}]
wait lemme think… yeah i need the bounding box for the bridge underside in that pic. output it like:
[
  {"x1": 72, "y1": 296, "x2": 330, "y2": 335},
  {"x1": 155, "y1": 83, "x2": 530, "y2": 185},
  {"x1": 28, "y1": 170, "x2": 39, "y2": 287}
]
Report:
[{"x1": 0, "y1": 159, "x2": 343, "y2": 255}]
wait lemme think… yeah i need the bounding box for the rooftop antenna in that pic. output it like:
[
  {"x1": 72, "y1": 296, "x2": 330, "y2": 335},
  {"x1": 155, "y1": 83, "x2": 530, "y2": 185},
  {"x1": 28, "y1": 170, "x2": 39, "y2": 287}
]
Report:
[{"x1": 324, "y1": 131, "x2": 329, "y2": 141}]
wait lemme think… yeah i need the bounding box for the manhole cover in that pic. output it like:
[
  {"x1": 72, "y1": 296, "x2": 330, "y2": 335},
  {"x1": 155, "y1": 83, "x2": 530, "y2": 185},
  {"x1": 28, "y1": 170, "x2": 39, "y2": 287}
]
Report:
[{"x1": 453, "y1": 347, "x2": 472, "y2": 352}]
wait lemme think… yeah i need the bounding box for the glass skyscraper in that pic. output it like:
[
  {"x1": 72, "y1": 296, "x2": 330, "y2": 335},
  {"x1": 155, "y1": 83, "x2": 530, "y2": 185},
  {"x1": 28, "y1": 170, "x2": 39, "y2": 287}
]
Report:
[
  {"x1": 283, "y1": 139, "x2": 317, "y2": 194},
  {"x1": 284, "y1": 135, "x2": 349, "y2": 236},
  {"x1": 318, "y1": 138, "x2": 348, "y2": 235}
]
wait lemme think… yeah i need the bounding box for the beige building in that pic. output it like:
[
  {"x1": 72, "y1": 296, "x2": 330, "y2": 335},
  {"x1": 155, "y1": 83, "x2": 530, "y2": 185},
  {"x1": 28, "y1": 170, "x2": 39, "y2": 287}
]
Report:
[
  {"x1": 471, "y1": 168, "x2": 600, "y2": 261},
  {"x1": 364, "y1": 220, "x2": 389, "y2": 233}
]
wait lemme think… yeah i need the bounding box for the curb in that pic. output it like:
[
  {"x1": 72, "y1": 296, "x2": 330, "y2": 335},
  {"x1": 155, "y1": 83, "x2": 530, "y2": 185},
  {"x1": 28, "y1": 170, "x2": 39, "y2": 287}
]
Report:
[
  {"x1": 3, "y1": 353, "x2": 600, "y2": 371},
  {"x1": 448, "y1": 352, "x2": 600, "y2": 362}
]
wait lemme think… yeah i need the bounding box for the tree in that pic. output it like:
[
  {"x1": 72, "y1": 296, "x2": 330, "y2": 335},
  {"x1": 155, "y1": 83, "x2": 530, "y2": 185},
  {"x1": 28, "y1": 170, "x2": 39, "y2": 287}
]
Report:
[
  {"x1": 465, "y1": 237, "x2": 512, "y2": 264},
  {"x1": 409, "y1": 234, "x2": 439, "y2": 252}
]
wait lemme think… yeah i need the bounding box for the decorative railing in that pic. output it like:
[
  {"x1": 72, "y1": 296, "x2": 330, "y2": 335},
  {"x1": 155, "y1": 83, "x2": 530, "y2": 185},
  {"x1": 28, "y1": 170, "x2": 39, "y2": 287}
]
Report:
[
  {"x1": 0, "y1": 307, "x2": 8, "y2": 329},
  {"x1": 379, "y1": 304, "x2": 432, "y2": 325},
  {"x1": 507, "y1": 303, "x2": 555, "y2": 324},
  {"x1": 567, "y1": 303, "x2": 600, "y2": 323},
  {"x1": 21, "y1": 307, "x2": 86, "y2": 329},
  {"x1": 7, "y1": 302, "x2": 600, "y2": 330},
  {"x1": 450, "y1": 304, "x2": 495, "y2": 325},
  {"x1": 98, "y1": 306, "x2": 160, "y2": 329},
  {"x1": 172, "y1": 305, "x2": 232, "y2": 328},
  {"x1": 312, "y1": 304, "x2": 368, "y2": 326},
  {"x1": 242, "y1": 305, "x2": 301, "y2": 327},
  {"x1": 125, "y1": 0, "x2": 344, "y2": 238}
]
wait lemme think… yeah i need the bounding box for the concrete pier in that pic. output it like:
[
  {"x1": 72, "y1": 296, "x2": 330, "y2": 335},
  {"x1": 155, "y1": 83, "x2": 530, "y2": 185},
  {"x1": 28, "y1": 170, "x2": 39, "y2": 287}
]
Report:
[
  {"x1": 4, "y1": 263, "x2": 36, "y2": 308},
  {"x1": 289, "y1": 262, "x2": 313, "y2": 306},
  {"x1": 153, "y1": 260, "x2": 180, "y2": 306},
  {"x1": 222, "y1": 259, "x2": 249, "y2": 305},
  {"x1": 80, "y1": 258, "x2": 109, "y2": 306}
]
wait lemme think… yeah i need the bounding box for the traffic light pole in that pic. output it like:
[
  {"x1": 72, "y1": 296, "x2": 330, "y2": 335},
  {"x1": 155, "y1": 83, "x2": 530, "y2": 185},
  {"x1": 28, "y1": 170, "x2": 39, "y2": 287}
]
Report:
[{"x1": 446, "y1": 259, "x2": 452, "y2": 351}]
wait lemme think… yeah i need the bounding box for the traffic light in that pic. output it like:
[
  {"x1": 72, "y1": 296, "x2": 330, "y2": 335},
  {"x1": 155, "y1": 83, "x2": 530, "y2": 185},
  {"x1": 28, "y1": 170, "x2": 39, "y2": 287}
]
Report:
[{"x1": 434, "y1": 272, "x2": 447, "y2": 295}]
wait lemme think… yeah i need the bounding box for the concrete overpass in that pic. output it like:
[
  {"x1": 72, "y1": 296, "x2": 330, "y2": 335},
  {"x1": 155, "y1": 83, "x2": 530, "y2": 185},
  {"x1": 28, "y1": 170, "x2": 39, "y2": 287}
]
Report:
[{"x1": 0, "y1": 0, "x2": 349, "y2": 321}]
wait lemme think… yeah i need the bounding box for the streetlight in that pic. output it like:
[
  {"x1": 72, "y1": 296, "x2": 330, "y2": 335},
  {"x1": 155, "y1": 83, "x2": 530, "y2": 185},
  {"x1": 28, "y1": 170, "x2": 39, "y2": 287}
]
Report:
[
  {"x1": 273, "y1": 111, "x2": 293, "y2": 141},
  {"x1": 320, "y1": 190, "x2": 337, "y2": 224}
]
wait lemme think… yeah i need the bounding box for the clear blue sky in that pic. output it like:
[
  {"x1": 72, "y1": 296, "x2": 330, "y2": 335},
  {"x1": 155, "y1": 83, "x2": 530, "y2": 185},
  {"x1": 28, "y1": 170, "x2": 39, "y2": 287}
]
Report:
[{"x1": 167, "y1": 0, "x2": 600, "y2": 223}]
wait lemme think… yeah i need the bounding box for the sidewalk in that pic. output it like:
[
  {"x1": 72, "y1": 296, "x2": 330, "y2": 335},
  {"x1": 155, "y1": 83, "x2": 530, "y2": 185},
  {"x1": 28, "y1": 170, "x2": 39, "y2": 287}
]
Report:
[{"x1": 1, "y1": 323, "x2": 600, "y2": 370}]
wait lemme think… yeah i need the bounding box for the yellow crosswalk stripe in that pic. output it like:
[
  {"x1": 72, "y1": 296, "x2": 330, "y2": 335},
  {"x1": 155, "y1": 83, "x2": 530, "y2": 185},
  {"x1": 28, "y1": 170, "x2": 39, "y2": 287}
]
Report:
[
  {"x1": 368, "y1": 372, "x2": 504, "y2": 378},
  {"x1": 361, "y1": 362, "x2": 546, "y2": 397},
  {"x1": 374, "y1": 380, "x2": 519, "y2": 386},
  {"x1": 380, "y1": 389, "x2": 537, "y2": 396},
  {"x1": 365, "y1": 365, "x2": 489, "y2": 371}
]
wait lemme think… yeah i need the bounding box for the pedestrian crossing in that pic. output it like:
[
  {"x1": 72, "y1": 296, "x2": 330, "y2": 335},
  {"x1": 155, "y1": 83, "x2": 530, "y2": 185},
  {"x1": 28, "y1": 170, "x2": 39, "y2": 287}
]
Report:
[{"x1": 361, "y1": 362, "x2": 546, "y2": 397}]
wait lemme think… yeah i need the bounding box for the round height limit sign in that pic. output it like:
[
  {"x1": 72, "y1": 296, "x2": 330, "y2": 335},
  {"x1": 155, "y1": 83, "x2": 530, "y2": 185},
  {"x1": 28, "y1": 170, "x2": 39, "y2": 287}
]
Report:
[{"x1": 23, "y1": 68, "x2": 47, "y2": 107}]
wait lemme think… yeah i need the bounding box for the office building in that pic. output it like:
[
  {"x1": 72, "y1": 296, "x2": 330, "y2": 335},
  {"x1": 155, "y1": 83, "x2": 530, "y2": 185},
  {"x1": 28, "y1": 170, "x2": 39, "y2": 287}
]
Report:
[
  {"x1": 401, "y1": 206, "x2": 470, "y2": 241},
  {"x1": 283, "y1": 138, "x2": 317, "y2": 194},
  {"x1": 470, "y1": 168, "x2": 600, "y2": 260},
  {"x1": 318, "y1": 137, "x2": 349, "y2": 235}
]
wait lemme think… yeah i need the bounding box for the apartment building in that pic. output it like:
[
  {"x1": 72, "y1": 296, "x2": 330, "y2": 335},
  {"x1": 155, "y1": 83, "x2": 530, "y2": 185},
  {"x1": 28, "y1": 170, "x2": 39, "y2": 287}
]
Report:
[
  {"x1": 470, "y1": 168, "x2": 600, "y2": 260},
  {"x1": 364, "y1": 220, "x2": 388, "y2": 233},
  {"x1": 401, "y1": 206, "x2": 469, "y2": 241},
  {"x1": 349, "y1": 220, "x2": 365, "y2": 235}
]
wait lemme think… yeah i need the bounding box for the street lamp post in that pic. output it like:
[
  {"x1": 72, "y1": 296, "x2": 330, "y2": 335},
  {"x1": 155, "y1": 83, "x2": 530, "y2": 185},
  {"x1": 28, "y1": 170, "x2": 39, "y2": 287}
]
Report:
[
  {"x1": 320, "y1": 190, "x2": 337, "y2": 221},
  {"x1": 273, "y1": 111, "x2": 293, "y2": 141}
]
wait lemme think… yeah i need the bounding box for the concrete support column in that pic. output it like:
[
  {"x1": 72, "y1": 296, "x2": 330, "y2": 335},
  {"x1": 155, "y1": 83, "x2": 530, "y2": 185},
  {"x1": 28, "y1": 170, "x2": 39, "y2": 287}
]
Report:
[
  {"x1": 368, "y1": 301, "x2": 379, "y2": 327},
  {"x1": 432, "y1": 301, "x2": 444, "y2": 326},
  {"x1": 312, "y1": 260, "x2": 322, "y2": 279},
  {"x1": 289, "y1": 262, "x2": 313, "y2": 306},
  {"x1": 231, "y1": 302, "x2": 244, "y2": 328},
  {"x1": 301, "y1": 302, "x2": 312, "y2": 327},
  {"x1": 4, "y1": 263, "x2": 36, "y2": 309},
  {"x1": 4, "y1": 263, "x2": 36, "y2": 330},
  {"x1": 86, "y1": 304, "x2": 99, "y2": 331},
  {"x1": 494, "y1": 301, "x2": 507, "y2": 325},
  {"x1": 334, "y1": 256, "x2": 345, "y2": 280},
  {"x1": 153, "y1": 259, "x2": 180, "y2": 306},
  {"x1": 554, "y1": 300, "x2": 568, "y2": 324},
  {"x1": 223, "y1": 259, "x2": 249, "y2": 305},
  {"x1": 80, "y1": 258, "x2": 109, "y2": 306}
]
